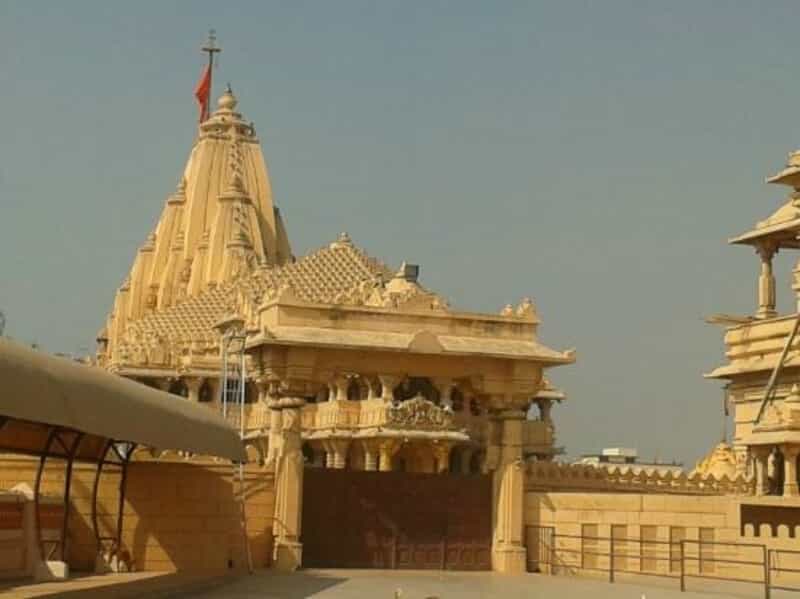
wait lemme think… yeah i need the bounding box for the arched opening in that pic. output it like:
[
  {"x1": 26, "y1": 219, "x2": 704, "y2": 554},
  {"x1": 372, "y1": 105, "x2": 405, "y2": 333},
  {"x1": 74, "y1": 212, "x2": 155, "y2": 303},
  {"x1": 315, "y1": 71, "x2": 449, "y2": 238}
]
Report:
[
  {"x1": 394, "y1": 377, "x2": 440, "y2": 404},
  {"x1": 469, "y1": 451, "x2": 483, "y2": 474},
  {"x1": 768, "y1": 446, "x2": 785, "y2": 496},
  {"x1": 347, "y1": 378, "x2": 362, "y2": 401},
  {"x1": 470, "y1": 398, "x2": 482, "y2": 417},
  {"x1": 168, "y1": 379, "x2": 188, "y2": 398},
  {"x1": 198, "y1": 379, "x2": 213, "y2": 402},
  {"x1": 302, "y1": 442, "x2": 316, "y2": 465},
  {"x1": 245, "y1": 381, "x2": 257, "y2": 403},
  {"x1": 451, "y1": 388, "x2": 464, "y2": 412},
  {"x1": 450, "y1": 448, "x2": 463, "y2": 474}
]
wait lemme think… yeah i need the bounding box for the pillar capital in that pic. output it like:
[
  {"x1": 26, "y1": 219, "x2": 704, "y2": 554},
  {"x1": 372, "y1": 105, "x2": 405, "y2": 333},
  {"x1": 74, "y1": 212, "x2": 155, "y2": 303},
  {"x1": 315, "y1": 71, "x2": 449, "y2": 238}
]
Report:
[
  {"x1": 378, "y1": 374, "x2": 400, "y2": 402},
  {"x1": 755, "y1": 240, "x2": 778, "y2": 262},
  {"x1": 183, "y1": 376, "x2": 205, "y2": 401}
]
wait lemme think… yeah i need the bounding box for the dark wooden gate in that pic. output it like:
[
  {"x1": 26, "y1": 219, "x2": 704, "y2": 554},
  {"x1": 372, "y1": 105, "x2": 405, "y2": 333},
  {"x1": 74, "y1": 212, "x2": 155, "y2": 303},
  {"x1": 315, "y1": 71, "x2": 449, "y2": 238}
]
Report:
[{"x1": 302, "y1": 468, "x2": 492, "y2": 570}]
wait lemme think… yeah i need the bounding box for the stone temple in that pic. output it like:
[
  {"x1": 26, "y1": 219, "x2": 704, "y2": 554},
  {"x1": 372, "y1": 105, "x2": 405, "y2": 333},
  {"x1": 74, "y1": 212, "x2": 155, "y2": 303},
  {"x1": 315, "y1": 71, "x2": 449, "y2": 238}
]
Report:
[{"x1": 95, "y1": 85, "x2": 575, "y2": 571}]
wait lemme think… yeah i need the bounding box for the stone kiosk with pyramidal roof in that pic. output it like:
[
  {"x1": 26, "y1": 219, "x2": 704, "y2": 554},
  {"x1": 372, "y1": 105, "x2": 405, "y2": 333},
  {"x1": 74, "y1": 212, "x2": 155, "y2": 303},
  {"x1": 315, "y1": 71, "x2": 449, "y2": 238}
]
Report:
[{"x1": 96, "y1": 84, "x2": 575, "y2": 572}]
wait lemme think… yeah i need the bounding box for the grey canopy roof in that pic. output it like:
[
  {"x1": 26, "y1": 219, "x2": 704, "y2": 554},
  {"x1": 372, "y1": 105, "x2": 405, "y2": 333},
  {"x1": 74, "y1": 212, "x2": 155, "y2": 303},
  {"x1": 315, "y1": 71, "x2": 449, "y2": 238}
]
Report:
[{"x1": 0, "y1": 338, "x2": 245, "y2": 462}]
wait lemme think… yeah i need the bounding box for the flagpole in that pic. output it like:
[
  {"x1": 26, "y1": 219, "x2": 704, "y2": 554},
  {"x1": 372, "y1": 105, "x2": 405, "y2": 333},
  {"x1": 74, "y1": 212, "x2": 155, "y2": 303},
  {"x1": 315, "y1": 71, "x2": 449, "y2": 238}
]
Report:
[{"x1": 201, "y1": 29, "x2": 221, "y2": 121}]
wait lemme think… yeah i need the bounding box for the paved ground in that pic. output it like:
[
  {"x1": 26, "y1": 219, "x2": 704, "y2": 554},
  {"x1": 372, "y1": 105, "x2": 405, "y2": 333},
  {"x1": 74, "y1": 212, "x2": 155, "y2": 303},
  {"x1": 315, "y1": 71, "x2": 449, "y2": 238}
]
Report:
[
  {"x1": 188, "y1": 569, "x2": 792, "y2": 599},
  {"x1": 2, "y1": 569, "x2": 794, "y2": 598}
]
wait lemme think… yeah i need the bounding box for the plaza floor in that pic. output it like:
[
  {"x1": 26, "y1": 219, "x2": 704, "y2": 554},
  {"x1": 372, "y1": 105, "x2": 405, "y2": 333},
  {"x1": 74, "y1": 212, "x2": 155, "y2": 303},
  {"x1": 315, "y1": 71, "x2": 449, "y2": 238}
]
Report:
[
  {"x1": 187, "y1": 569, "x2": 794, "y2": 599},
  {"x1": 1, "y1": 569, "x2": 795, "y2": 598}
]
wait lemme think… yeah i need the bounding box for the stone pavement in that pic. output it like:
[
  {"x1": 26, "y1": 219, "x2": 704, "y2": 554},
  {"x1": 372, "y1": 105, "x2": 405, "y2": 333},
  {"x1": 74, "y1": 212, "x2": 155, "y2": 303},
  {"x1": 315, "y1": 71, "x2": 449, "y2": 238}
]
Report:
[
  {"x1": 188, "y1": 569, "x2": 791, "y2": 599},
  {"x1": 1, "y1": 569, "x2": 794, "y2": 598}
]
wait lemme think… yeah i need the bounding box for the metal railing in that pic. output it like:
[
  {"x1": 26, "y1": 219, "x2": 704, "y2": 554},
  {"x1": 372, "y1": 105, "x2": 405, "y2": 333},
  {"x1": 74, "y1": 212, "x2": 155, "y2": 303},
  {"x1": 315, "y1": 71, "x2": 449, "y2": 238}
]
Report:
[
  {"x1": 527, "y1": 525, "x2": 800, "y2": 598},
  {"x1": 770, "y1": 548, "x2": 800, "y2": 595}
]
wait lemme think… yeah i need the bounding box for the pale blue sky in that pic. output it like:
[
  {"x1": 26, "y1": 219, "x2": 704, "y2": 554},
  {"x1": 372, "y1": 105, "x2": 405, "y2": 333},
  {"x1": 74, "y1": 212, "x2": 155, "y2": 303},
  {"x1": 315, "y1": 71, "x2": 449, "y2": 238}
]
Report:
[{"x1": 2, "y1": 1, "x2": 799, "y2": 465}]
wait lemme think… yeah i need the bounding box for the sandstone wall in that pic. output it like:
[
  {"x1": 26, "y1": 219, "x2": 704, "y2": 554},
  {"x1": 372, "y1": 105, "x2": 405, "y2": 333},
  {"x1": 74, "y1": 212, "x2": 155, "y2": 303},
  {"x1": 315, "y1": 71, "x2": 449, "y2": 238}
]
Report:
[
  {"x1": 525, "y1": 490, "x2": 800, "y2": 588},
  {"x1": 0, "y1": 455, "x2": 275, "y2": 574}
]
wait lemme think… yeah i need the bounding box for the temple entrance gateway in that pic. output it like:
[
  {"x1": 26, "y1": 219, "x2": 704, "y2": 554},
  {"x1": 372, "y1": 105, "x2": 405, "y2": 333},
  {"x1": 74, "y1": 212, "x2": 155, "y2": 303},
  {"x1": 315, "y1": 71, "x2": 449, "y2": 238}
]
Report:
[{"x1": 301, "y1": 467, "x2": 491, "y2": 570}]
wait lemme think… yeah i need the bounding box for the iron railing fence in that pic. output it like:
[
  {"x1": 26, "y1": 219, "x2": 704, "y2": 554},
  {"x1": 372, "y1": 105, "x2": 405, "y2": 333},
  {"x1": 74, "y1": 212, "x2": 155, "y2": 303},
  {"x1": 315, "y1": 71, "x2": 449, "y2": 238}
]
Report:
[
  {"x1": 769, "y1": 548, "x2": 800, "y2": 595},
  {"x1": 526, "y1": 525, "x2": 796, "y2": 599}
]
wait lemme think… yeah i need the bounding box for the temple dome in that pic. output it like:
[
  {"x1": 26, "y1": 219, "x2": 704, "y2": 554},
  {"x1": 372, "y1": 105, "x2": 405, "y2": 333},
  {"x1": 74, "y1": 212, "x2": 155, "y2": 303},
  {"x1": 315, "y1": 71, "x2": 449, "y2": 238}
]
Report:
[{"x1": 691, "y1": 442, "x2": 737, "y2": 479}]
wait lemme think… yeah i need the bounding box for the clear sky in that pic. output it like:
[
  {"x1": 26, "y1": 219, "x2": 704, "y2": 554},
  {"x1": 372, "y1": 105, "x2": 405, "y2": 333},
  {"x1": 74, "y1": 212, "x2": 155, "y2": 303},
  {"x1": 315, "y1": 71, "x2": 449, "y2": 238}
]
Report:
[{"x1": 3, "y1": 1, "x2": 800, "y2": 466}]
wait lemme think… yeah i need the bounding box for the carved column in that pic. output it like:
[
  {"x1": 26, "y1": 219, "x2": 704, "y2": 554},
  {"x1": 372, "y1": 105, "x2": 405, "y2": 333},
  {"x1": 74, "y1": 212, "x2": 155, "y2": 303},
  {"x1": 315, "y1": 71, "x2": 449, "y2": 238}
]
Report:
[
  {"x1": 537, "y1": 399, "x2": 552, "y2": 423},
  {"x1": 365, "y1": 378, "x2": 380, "y2": 402},
  {"x1": 267, "y1": 399, "x2": 283, "y2": 464},
  {"x1": 433, "y1": 443, "x2": 452, "y2": 473},
  {"x1": 752, "y1": 446, "x2": 770, "y2": 497},
  {"x1": 272, "y1": 396, "x2": 305, "y2": 571},
  {"x1": 434, "y1": 378, "x2": 454, "y2": 410},
  {"x1": 332, "y1": 375, "x2": 348, "y2": 401},
  {"x1": 783, "y1": 444, "x2": 800, "y2": 497},
  {"x1": 362, "y1": 441, "x2": 378, "y2": 471},
  {"x1": 184, "y1": 377, "x2": 204, "y2": 402},
  {"x1": 378, "y1": 375, "x2": 398, "y2": 403},
  {"x1": 328, "y1": 439, "x2": 350, "y2": 469},
  {"x1": 379, "y1": 439, "x2": 401, "y2": 471},
  {"x1": 756, "y1": 242, "x2": 777, "y2": 319},
  {"x1": 491, "y1": 408, "x2": 527, "y2": 574}
]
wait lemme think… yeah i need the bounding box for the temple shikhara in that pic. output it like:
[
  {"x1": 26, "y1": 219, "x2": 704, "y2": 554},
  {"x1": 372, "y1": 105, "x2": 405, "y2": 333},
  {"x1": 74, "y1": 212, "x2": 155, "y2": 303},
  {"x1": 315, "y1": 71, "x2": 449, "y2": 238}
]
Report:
[{"x1": 3, "y1": 38, "x2": 800, "y2": 593}]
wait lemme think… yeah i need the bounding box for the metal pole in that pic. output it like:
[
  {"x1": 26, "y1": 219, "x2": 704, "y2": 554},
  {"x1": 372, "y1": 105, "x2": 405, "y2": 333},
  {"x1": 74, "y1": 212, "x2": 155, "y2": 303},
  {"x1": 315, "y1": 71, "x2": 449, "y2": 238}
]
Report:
[
  {"x1": 764, "y1": 545, "x2": 770, "y2": 599},
  {"x1": 60, "y1": 432, "x2": 85, "y2": 562},
  {"x1": 609, "y1": 534, "x2": 615, "y2": 583},
  {"x1": 116, "y1": 443, "x2": 135, "y2": 558},
  {"x1": 680, "y1": 540, "x2": 685, "y2": 592},
  {"x1": 91, "y1": 440, "x2": 112, "y2": 551}
]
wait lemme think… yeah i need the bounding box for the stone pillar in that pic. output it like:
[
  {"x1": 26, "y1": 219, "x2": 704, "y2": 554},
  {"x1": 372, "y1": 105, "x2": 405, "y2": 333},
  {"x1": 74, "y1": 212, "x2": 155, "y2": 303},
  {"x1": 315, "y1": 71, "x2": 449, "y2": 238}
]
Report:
[
  {"x1": 783, "y1": 444, "x2": 800, "y2": 497},
  {"x1": 378, "y1": 375, "x2": 398, "y2": 403},
  {"x1": 435, "y1": 378, "x2": 454, "y2": 410},
  {"x1": 433, "y1": 443, "x2": 452, "y2": 473},
  {"x1": 753, "y1": 446, "x2": 770, "y2": 496},
  {"x1": 365, "y1": 378, "x2": 380, "y2": 401},
  {"x1": 329, "y1": 439, "x2": 350, "y2": 469},
  {"x1": 491, "y1": 408, "x2": 527, "y2": 574},
  {"x1": 379, "y1": 440, "x2": 400, "y2": 471},
  {"x1": 272, "y1": 396, "x2": 305, "y2": 571},
  {"x1": 184, "y1": 377, "x2": 204, "y2": 402},
  {"x1": 537, "y1": 399, "x2": 552, "y2": 423},
  {"x1": 267, "y1": 399, "x2": 283, "y2": 464},
  {"x1": 331, "y1": 375, "x2": 349, "y2": 401},
  {"x1": 756, "y1": 243, "x2": 777, "y2": 319},
  {"x1": 363, "y1": 442, "x2": 378, "y2": 471}
]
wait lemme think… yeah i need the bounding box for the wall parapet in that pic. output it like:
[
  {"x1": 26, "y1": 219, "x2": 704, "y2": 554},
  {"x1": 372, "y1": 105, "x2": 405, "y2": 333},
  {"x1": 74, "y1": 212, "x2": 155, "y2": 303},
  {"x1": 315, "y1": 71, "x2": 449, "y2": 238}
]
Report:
[{"x1": 526, "y1": 461, "x2": 754, "y2": 496}]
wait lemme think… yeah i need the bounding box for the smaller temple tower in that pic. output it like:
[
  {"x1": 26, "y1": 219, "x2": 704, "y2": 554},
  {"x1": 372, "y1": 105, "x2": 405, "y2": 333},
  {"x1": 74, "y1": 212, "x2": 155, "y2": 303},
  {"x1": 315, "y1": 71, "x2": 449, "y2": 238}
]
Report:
[{"x1": 707, "y1": 149, "x2": 800, "y2": 497}]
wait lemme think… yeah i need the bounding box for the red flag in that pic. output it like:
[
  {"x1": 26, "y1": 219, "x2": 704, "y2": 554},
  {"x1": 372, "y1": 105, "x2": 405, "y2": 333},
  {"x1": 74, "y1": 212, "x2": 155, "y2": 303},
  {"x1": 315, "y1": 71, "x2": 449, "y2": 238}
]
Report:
[{"x1": 194, "y1": 64, "x2": 211, "y2": 122}]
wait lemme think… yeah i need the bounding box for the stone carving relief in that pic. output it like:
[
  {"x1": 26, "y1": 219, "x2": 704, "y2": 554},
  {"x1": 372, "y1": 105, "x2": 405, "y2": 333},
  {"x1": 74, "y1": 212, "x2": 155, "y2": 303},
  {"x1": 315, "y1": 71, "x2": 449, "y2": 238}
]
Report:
[{"x1": 386, "y1": 394, "x2": 456, "y2": 431}]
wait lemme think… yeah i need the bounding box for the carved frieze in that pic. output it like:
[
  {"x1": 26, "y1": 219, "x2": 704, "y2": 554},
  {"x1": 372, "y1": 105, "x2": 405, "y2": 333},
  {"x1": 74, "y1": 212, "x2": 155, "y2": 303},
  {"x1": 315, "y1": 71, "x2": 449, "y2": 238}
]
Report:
[{"x1": 386, "y1": 394, "x2": 456, "y2": 431}]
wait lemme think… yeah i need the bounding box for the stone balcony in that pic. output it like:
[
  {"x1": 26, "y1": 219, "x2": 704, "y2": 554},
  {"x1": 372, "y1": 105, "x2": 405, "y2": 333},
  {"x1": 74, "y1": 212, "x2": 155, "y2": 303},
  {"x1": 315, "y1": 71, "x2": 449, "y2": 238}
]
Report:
[{"x1": 299, "y1": 398, "x2": 556, "y2": 453}]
